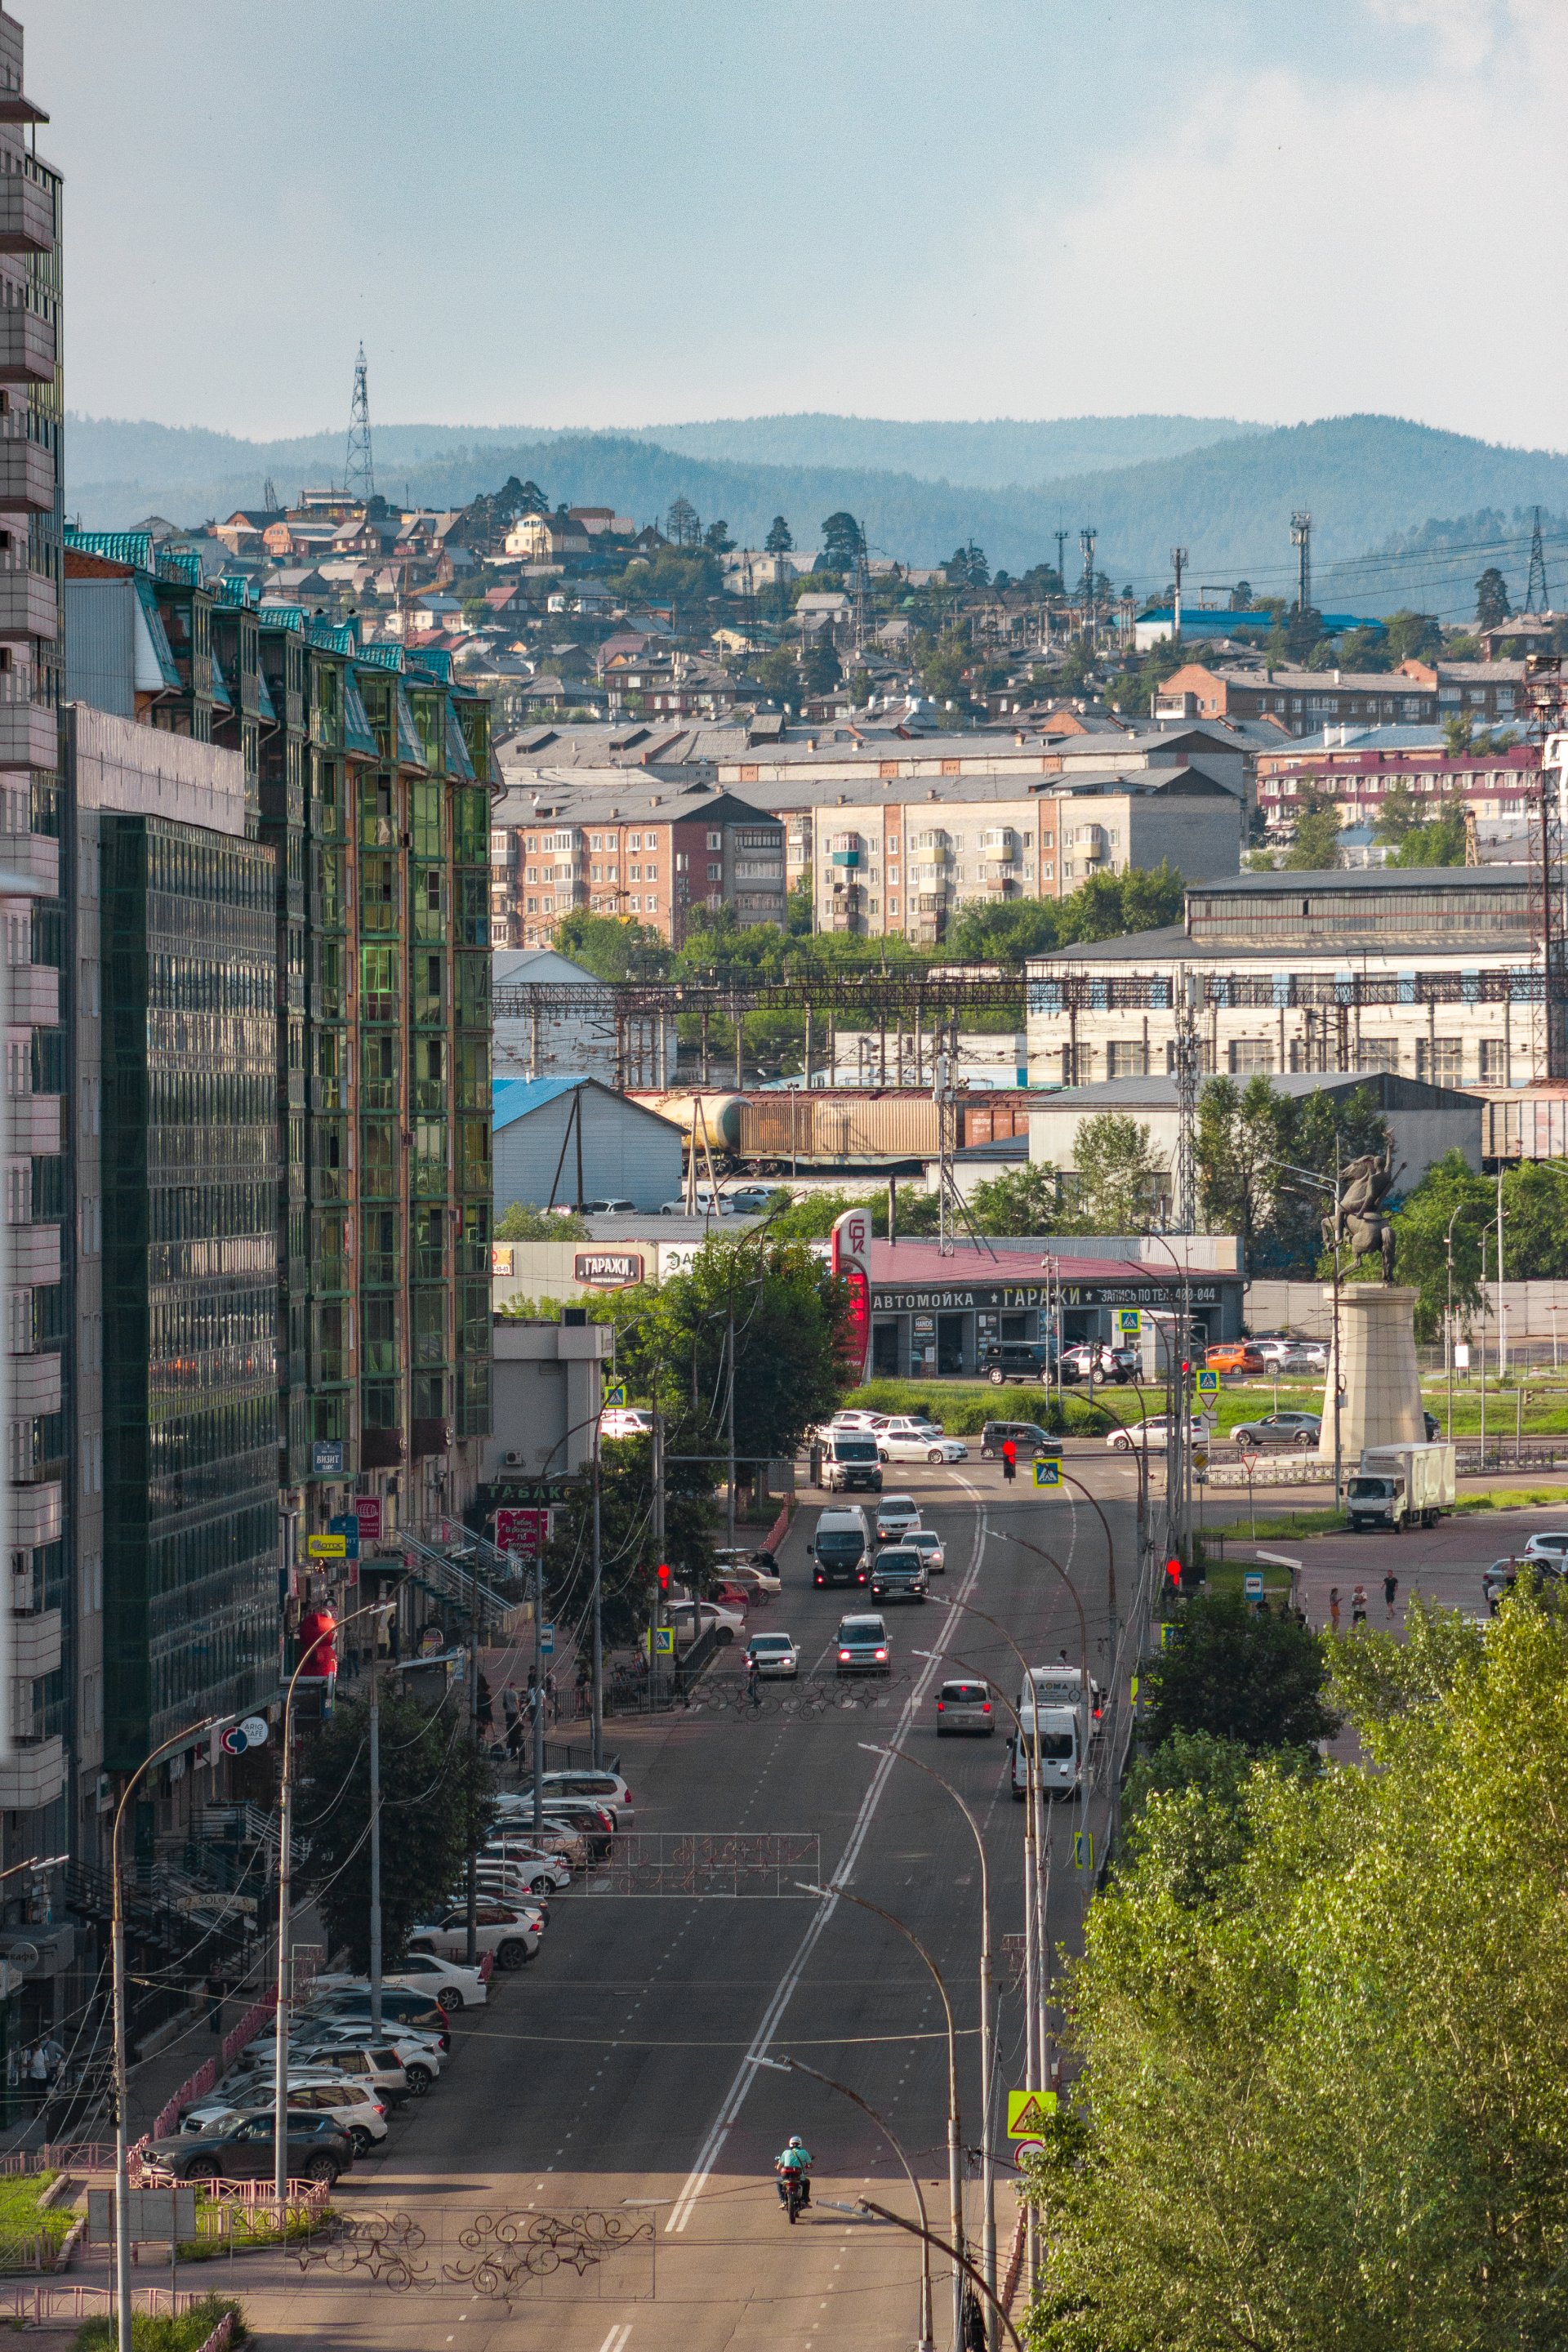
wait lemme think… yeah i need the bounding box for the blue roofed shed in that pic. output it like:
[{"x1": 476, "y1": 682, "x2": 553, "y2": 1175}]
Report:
[{"x1": 493, "y1": 1076, "x2": 682, "y2": 1214}]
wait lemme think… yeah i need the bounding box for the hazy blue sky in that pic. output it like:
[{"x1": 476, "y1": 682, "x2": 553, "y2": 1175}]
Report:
[{"x1": 32, "y1": 1, "x2": 1568, "y2": 448}]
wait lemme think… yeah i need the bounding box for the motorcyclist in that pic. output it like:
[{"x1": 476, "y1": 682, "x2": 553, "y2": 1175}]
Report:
[{"x1": 775, "y1": 2135, "x2": 812, "y2": 2207}]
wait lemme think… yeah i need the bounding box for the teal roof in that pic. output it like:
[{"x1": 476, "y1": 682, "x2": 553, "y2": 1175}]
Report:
[
  {"x1": 408, "y1": 648, "x2": 452, "y2": 684},
  {"x1": 218, "y1": 573, "x2": 256, "y2": 609},
  {"x1": 256, "y1": 665, "x2": 277, "y2": 727},
  {"x1": 259, "y1": 603, "x2": 304, "y2": 635},
  {"x1": 359, "y1": 640, "x2": 404, "y2": 672},
  {"x1": 308, "y1": 617, "x2": 359, "y2": 655},
  {"x1": 493, "y1": 1076, "x2": 594, "y2": 1130},
  {"x1": 342, "y1": 669, "x2": 378, "y2": 758},
  {"x1": 394, "y1": 685, "x2": 425, "y2": 768},
  {"x1": 445, "y1": 708, "x2": 475, "y2": 781},
  {"x1": 159, "y1": 547, "x2": 203, "y2": 589}
]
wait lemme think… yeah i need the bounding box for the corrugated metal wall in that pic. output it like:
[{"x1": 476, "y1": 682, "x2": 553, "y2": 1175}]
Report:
[{"x1": 494, "y1": 1087, "x2": 683, "y2": 1211}]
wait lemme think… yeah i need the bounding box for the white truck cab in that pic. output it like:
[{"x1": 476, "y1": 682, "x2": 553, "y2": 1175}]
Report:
[{"x1": 1009, "y1": 1707, "x2": 1080, "y2": 1801}]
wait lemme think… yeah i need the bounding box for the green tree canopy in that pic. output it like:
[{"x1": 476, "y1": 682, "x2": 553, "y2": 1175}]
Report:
[
  {"x1": 550, "y1": 910, "x2": 670, "y2": 980},
  {"x1": 1281, "y1": 782, "x2": 1343, "y2": 868},
  {"x1": 1029, "y1": 1598, "x2": 1568, "y2": 2351},
  {"x1": 764, "y1": 515, "x2": 793, "y2": 555},
  {"x1": 1140, "y1": 1591, "x2": 1339, "y2": 1753},
  {"x1": 1382, "y1": 608, "x2": 1442, "y2": 664},
  {"x1": 966, "y1": 1161, "x2": 1063, "y2": 1236},
  {"x1": 1196, "y1": 1076, "x2": 1388, "y2": 1272},
  {"x1": 297, "y1": 1690, "x2": 497, "y2": 1973},
  {"x1": 819, "y1": 511, "x2": 866, "y2": 571},
  {"x1": 1058, "y1": 1112, "x2": 1166, "y2": 1232},
  {"x1": 1475, "y1": 564, "x2": 1512, "y2": 627},
  {"x1": 496, "y1": 1201, "x2": 590, "y2": 1240}
]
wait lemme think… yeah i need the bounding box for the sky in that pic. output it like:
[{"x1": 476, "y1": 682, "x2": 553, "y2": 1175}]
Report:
[{"x1": 30, "y1": 0, "x2": 1568, "y2": 450}]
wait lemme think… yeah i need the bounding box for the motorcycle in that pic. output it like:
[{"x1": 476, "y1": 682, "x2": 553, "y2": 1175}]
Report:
[{"x1": 781, "y1": 2169, "x2": 809, "y2": 2222}]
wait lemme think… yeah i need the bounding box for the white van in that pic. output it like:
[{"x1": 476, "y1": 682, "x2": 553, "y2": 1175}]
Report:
[
  {"x1": 1009, "y1": 1708, "x2": 1080, "y2": 1801},
  {"x1": 1020, "y1": 1664, "x2": 1104, "y2": 1741}
]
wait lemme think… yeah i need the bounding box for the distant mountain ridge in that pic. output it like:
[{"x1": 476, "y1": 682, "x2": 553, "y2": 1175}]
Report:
[{"x1": 63, "y1": 410, "x2": 1568, "y2": 615}]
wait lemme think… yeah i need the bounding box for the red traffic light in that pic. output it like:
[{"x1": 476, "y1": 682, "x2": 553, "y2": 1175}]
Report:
[
  {"x1": 656, "y1": 1561, "x2": 671, "y2": 1592},
  {"x1": 1165, "y1": 1556, "x2": 1183, "y2": 1586}
]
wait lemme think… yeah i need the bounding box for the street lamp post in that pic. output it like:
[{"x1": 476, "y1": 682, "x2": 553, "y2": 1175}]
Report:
[
  {"x1": 273, "y1": 1597, "x2": 395, "y2": 2202},
  {"x1": 801, "y1": 1882, "x2": 964, "y2": 2352},
  {"x1": 751, "y1": 2052, "x2": 933, "y2": 2352},
  {"x1": 861, "y1": 1740, "x2": 996, "y2": 2316},
  {"x1": 111, "y1": 1713, "x2": 238, "y2": 2352}
]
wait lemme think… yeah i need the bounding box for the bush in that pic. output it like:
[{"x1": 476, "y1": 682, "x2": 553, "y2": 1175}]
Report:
[{"x1": 71, "y1": 2296, "x2": 247, "y2": 2350}]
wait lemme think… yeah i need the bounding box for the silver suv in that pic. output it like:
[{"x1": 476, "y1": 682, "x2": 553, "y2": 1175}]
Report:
[{"x1": 835, "y1": 1615, "x2": 891, "y2": 1675}]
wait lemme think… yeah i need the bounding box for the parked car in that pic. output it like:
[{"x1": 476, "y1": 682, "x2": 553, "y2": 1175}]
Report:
[
  {"x1": 581, "y1": 1197, "x2": 636, "y2": 1214},
  {"x1": 410, "y1": 1904, "x2": 541, "y2": 1970},
  {"x1": 879, "y1": 1430, "x2": 969, "y2": 1465},
  {"x1": 600, "y1": 1406, "x2": 654, "y2": 1440},
  {"x1": 1523, "y1": 1530, "x2": 1568, "y2": 1561},
  {"x1": 935, "y1": 1678, "x2": 995, "y2": 1736},
  {"x1": 282, "y1": 2038, "x2": 431, "y2": 2098},
  {"x1": 724, "y1": 1185, "x2": 779, "y2": 1216},
  {"x1": 180, "y1": 2078, "x2": 390, "y2": 2157},
  {"x1": 300, "y1": 1990, "x2": 451, "y2": 2047},
  {"x1": 978, "y1": 1420, "x2": 1062, "y2": 1462},
  {"x1": 145, "y1": 2112, "x2": 352, "y2": 2186},
  {"x1": 1249, "y1": 1335, "x2": 1299, "y2": 1367},
  {"x1": 710, "y1": 1551, "x2": 782, "y2": 1597},
  {"x1": 1279, "y1": 1345, "x2": 1329, "y2": 1374},
  {"x1": 826, "y1": 1410, "x2": 889, "y2": 1433},
  {"x1": 482, "y1": 1811, "x2": 586, "y2": 1869},
  {"x1": 316, "y1": 1951, "x2": 488, "y2": 2011},
  {"x1": 1230, "y1": 1410, "x2": 1322, "y2": 1449},
  {"x1": 875, "y1": 1494, "x2": 921, "y2": 1543},
  {"x1": 1059, "y1": 1343, "x2": 1138, "y2": 1386},
  {"x1": 712, "y1": 1563, "x2": 778, "y2": 1603},
  {"x1": 219, "y1": 2043, "x2": 414, "y2": 2107},
  {"x1": 668, "y1": 1596, "x2": 745, "y2": 1645},
  {"x1": 513, "y1": 1796, "x2": 614, "y2": 1855},
  {"x1": 1482, "y1": 1555, "x2": 1568, "y2": 1611},
  {"x1": 1205, "y1": 1341, "x2": 1265, "y2": 1374},
  {"x1": 877, "y1": 1414, "x2": 945, "y2": 1441},
  {"x1": 835, "y1": 1614, "x2": 892, "y2": 1675},
  {"x1": 511, "y1": 1768, "x2": 635, "y2": 1822},
  {"x1": 981, "y1": 1341, "x2": 1054, "y2": 1387},
  {"x1": 906, "y1": 1528, "x2": 946, "y2": 1577},
  {"x1": 745, "y1": 1630, "x2": 800, "y2": 1678}
]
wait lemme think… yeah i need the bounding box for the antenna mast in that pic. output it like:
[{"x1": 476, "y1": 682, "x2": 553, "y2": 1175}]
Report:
[
  {"x1": 346, "y1": 343, "x2": 375, "y2": 503},
  {"x1": 1290, "y1": 510, "x2": 1312, "y2": 615},
  {"x1": 1526, "y1": 653, "x2": 1568, "y2": 1077},
  {"x1": 1526, "y1": 505, "x2": 1550, "y2": 616},
  {"x1": 1173, "y1": 970, "x2": 1200, "y2": 1233},
  {"x1": 1170, "y1": 545, "x2": 1187, "y2": 643}
]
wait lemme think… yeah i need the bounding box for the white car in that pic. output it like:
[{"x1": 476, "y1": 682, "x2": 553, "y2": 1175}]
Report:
[
  {"x1": 317, "y1": 1952, "x2": 488, "y2": 2011},
  {"x1": 668, "y1": 1596, "x2": 745, "y2": 1644},
  {"x1": 906, "y1": 1528, "x2": 946, "y2": 1577},
  {"x1": 245, "y1": 2028, "x2": 445, "y2": 2098},
  {"x1": 746, "y1": 1630, "x2": 800, "y2": 1678},
  {"x1": 826, "y1": 1410, "x2": 888, "y2": 1434},
  {"x1": 510, "y1": 1767, "x2": 635, "y2": 1823},
  {"x1": 1106, "y1": 1414, "x2": 1216, "y2": 1451},
  {"x1": 875, "y1": 1494, "x2": 921, "y2": 1543},
  {"x1": 878, "y1": 1414, "x2": 945, "y2": 1440},
  {"x1": 711, "y1": 1551, "x2": 782, "y2": 1597},
  {"x1": 483, "y1": 1814, "x2": 586, "y2": 1868},
  {"x1": 478, "y1": 1833, "x2": 574, "y2": 1891},
  {"x1": 879, "y1": 1431, "x2": 969, "y2": 1465},
  {"x1": 180, "y1": 2074, "x2": 390, "y2": 2154},
  {"x1": 410, "y1": 1904, "x2": 541, "y2": 1970},
  {"x1": 600, "y1": 1406, "x2": 653, "y2": 1441}
]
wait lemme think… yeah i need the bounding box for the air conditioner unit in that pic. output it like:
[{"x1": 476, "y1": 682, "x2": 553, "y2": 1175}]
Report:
[{"x1": 503, "y1": 1449, "x2": 525, "y2": 1467}]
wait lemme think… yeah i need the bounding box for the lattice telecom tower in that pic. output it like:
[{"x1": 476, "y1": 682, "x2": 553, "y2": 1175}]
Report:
[
  {"x1": 1290, "y1": 510, "x2": 1312, "y2": 613},
  {"x1": 345, "y1": 343, "x2": 375, "y2": 502},
  {"x1": 1526, "y1": 505, "x2": 1551, "y2": 615},
  {"x1": 1526, "y1": 654, "x2": 1568, "y2": 1077}
]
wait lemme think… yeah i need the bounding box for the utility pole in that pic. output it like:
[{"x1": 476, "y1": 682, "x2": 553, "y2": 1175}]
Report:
[
  {"x1": 1173, "y1": 969, "x2": 1200, "y2": 1235},
  {"x1": 1054, "y1": 528, "x2": 1068, "y2": 604},
  {"x1": 532, "y1": 1557, "x2": 545, "y2": 1838},
  {"x1": 1170, "y1": 546, "x2": 1187, "y2": 642},
  {"x1": 368, "y1": 1655, "x2": 382, "y2": 2034},
  {"x1": 650, "y1": 1401, "x2": 666, "y2": 1705},
  {"x1": 1290, "y1": 510, "x2": 1312, "y2": 616},
  {"x1": 725, "y1": 1298, "x2": 737, "y2": 1556},
  {"x1": 590, "y1": 1419, "x2": 604, "y2": 1767},
  {"x1": 466, "y1": 1612, "x2": 479, "y2": 1965}
]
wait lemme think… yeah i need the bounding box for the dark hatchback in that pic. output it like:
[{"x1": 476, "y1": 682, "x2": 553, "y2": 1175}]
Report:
[{"x1": 145, "y1": 2110, "x2": 353, "y2": 2185}]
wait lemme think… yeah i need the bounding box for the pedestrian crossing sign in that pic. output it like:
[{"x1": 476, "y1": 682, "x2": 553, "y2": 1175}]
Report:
[
  {"x1": 1007, "y1": 2089, "x2": 1058, "y2": 2136},
  {"x1": 1195, "y1": 1369, "x2": 1219, "y2": 1397},
  {"x1": 652, "y1": 1627, "x2": 675, "y2": 1655},
  {"x1": 1115, "y1": 1309, "x2": 1142, "y2": 1336},
  {"x1": 604, "y1": 1383, "x2": 627, "y2": 1408},
  {"x1": 1032, "y1": 1459, "x2": 1062, "y2": 1489},
  {"x1": 1073, "y1": 1829, "x2": 1094, "y2": 1870}
]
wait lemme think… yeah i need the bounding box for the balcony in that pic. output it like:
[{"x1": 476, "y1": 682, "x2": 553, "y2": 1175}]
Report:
[
  {"x1": 7, "y1": 1092, "x2": 57, "y2": 1153},
  {"x1": 8, "y1": 1223, "x2": 58, "y2": 1283},
  {"x1": 11, "y1": 1607, "x2": 60, "y2": 1682},
  {"x1": 9, "y1": 1352, "x2": 60, "y2": 1417},
  {"x1": 10, "y1": 1479, "x2": 60, "y2": 1549},
  {"x1": 7, "y1": 961, "x2": 56, "y2": 1023},
  {"x1": 0, "y1": 176, "x2": 55, "y2": 256},
  {"x1": 0, "y1": 831, "x2": 57, "y2": 896},
  {"x1": 0, "y1": 439, "x2": 52, "y2": 514},
  {"x1": 0, "y1": 1735, "x2": 64, "y2": 1811},
  {"x1": 0, "y1": 688, "x2": 56, "y2": 772},
  {"x1": 0, "y1": 311, "x2": 53, "y2": 385}
]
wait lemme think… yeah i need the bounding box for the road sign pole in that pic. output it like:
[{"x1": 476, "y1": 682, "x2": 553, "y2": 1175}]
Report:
[
  {"x1": 532, "y1": 1558, "x2": 545, "y2": 1838},
  {"x1": 368, "y1": 1655, "x2": 382, "y2": 2035}
]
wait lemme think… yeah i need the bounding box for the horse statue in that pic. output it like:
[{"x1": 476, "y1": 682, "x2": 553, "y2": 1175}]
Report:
[{"x1": 1322, "y1": 1145, "x2": 1403, "y2": 1283}]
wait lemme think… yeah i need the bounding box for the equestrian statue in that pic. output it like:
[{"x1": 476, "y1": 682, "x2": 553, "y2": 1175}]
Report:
[{"x1": 1322, "y1": 1144, "x2": 1403, "y2": 1283}]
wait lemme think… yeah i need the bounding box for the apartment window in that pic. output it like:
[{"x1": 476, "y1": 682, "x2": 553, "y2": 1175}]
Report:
[
  {"x1": 645, "y1": 865, "x2": 658, "y2": 882},
  {"x1": 1229, "y1": 1039, "x2": 1275, "y2": 1076},
  {"x1": 1417, "y1": 1037, "x2": 1463, "y2": 1087},
  {"x1": 706, "y1": 831, "x2": 723, "y2": 850},
  {"x1": 1479, "y1": 1038, "x2": 1510, "y2": 1083},
  {"x1": 707, "y1": 862, "x2": 723, "y2": 881},
  {"x1": 1107, "y1": 1042, "x2": 1148, "y2": 1079}
]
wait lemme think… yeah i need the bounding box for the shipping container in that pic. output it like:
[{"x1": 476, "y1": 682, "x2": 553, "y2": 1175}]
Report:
[
  {"x1": 1482, "y1": 1088, "x2": 1568, "y2": 1164},
  {"x1": 740, "y1": 1094, "x2": 941, "y2": 1160},
  {"x1": 960, "y1": 1096, "x2": 1031, "y2": 1146}
]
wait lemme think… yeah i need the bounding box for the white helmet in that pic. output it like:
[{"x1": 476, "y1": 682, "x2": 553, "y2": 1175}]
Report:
[{"x1": 788, "y1": 2136, "x2": 804, "y2": 2149}]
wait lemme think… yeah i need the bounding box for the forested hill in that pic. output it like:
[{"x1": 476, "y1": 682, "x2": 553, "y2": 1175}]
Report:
[{"x1": 65, "y1": 409, "x2": 1568, "y2": 612}]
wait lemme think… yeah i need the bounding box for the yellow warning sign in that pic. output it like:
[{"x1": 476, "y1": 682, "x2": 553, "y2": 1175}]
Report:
[{"x1": 1006, "y1": 2089, "x2": 1058, "y2": 2137}]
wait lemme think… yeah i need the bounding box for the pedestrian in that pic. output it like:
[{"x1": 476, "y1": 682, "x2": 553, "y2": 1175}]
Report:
[
  {"x1": 1352, "y1": 1583, "x2": 1369, "y2": 1628},
  {"x1": 37, "y1": 2036, "x2": 62, "y2": 2086},
  {"x1": 1001, "y1": 1439, "x2": 1017, "y2": 1485},
  {"x1": 501, "y1": 1683, "x2": 519, "y2": 1741},
  {"x1": 476, "y1": 1671, "x2": 494, "y2": 1741},
  {"x1": 1383, "y1": 1570, "x2": 1399, "y2": 1623},
  {"x1": 26, "y1": 2046, "x2": 46, "y2": 2109},
  {"x1": 205, "y1": 1969, "x2": 227, "y2": 2035},
  {"x1": 545, "y1": 1670, "x2": 559, "y2": 1723},
  {"x1": 746, "y1": 1655, "x2": 761, "y2": 1708},
  {"x1": 1329, "y1": 1586, "x2": 1341, "y2": 1634}
]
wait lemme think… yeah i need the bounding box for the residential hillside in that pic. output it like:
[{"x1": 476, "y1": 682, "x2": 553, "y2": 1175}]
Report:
[{"x1": 65, "y1": 410, "x2": 1568, "y2": 610}]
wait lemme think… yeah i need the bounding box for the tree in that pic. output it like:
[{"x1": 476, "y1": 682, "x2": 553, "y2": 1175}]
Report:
[
  {"x1": 1196, "y1": 1076, "x2": 1387, "y2": 1273},
  {"x1": 1281, "y1": 783, "x2": 1342, "y2": 869},
  {"x1": 665, "y1": 495, "x2": 700, "y2": 549},
  {"x1": 1389, "y1": 806, "x2": 1468, "y2": 866},
  {"x1": 1285, "y1": 602, "x2": 1325, "y2": 662},
  {"x1": 1371, "y1": 1149, "x2": 1488, "y2": 1337},
  {"x1": 551, "y1": 910, "x2": 670, "y2": 981},
  {"x1": 1229, "y1": 579, "x2": 1254, "y2": 608},
  {"x1": 497, "y1": 1201, "x2": 590, "y2": 1240},
  {"x1": 820, "y1": 511, "x2": 866, "y2": 572},
  {"x1": 1444, "y1": 710, "x2": 1475, "y2": 755},
  {"x1": 541, "y1": 1432, "x2": 715, "y2": 1646},
  {"x1": 297, "y1": 1689, "x2": 497, "y2": 1972},
  {"x1": 1475, "y1": 565, "x2": 1512, "y2": 627},
  {"x1": 943, "y1": 540, "x2": 990, "y2": 588},
  {"x1": 967, "y1": 1161, "x2": 1062, "y2": 1236},
  {"x1": 1383, "y1": 607, "x2": 1442, "y2": 665},
  {"x1": 797, "y1": 635, "x2": 841, "y2": 696},
  {"x1": 786, "y1": 872, "x2": 813, "y2": 936},
  {"x1": 764, "y1": 515, "x2": 793, "y2": 555},
  {"x1": 1028, "y1": 1601, "x2": 1568, "y2": 2351},
  {"x1": 1057, "y1": 1113, "x2": 1166, "y2": 1232},
  {"x1": 703, "y1": 519, "x2": 734, "y2": 555},
  {"x1": 944, "y1": 898, "x2": 1061, "y2": 964},
  {"x1": 754, "y1": 645, "x2": 798, "y2": 703},
  {"x1": 1140, "y1": 1592, "x2": 1339, "y2": 1753},
  {"x1": 1499, "y1": 1160, "x2": 1568, "y2": 1280},
  {"x1": 1052, "y1": 862, "x2": 1185, "y2": 946}
]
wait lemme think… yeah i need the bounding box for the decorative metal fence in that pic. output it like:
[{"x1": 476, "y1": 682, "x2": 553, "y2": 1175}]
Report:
[{"x1": 582, "y1": 1832, "x2": 820, "y2": 1898}]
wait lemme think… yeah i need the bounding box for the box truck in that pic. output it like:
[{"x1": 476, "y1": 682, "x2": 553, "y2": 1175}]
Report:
[{"x1": 1345, "y1": 1441, "x2": 1457, "y2": 1532}]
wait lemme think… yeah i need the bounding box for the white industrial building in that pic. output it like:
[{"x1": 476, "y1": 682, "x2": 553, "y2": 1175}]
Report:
[
  {"x1": 493, "y1": 1077, "x2": 684, "y2": 1214},
  {"x1": 1026, "y1": 866, "x2": 1543, "y2": 1093},
  {"x1": 492, "y1": 946, "x2": 677, "y2": 1088}
]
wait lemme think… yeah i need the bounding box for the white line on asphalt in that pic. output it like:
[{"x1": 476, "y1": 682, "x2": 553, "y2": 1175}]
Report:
[
  {"x1": 595, "y1": 2327, "x2": 632, "y2": 2352},
  {"x1": 665, "y1": 1482, "x2": 988, "y2": 2234}
]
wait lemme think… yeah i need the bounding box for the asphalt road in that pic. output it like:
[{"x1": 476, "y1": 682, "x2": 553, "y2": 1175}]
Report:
[{"x1": 240, "y1": 1455, "x2": 1138, "y2": 2352}]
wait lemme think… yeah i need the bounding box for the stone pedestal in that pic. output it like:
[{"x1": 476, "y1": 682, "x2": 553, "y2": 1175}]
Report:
[{"x1": 1316, "y1": 1284, "x2": 1424, "y2": 1461}]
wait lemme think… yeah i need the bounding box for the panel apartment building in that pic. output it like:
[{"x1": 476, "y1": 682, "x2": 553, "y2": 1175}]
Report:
[
  {"x1": 488, "y1": 780, "x2": 785, "y2": 947},
  {"x1": 1024, "y1": 866, "x2": 1543, "y2": 1093}
]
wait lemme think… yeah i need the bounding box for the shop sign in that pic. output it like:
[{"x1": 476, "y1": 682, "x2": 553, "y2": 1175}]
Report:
[{"x1": 575, "y1": 1250, "x2": 644, "y2": 1287}]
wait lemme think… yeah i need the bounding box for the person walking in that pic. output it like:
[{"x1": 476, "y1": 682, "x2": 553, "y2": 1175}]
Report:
[
  {"x1": 205, "y1": 1969, "x2": 227, "y2": 2035},
  {"x1": 746, "y1": 1655, "x2": 762, "y2": 1709},
  {"x1": 1352, "y1": 1584, "x2": 1369, "y2": 1628},
  {"x1": 476, "y1": 1670, "x2": 495, "y2": 1744},
  {"x1": 1328, "y1": 1586, "x2": 1342, "y2": 1635},
  {"x1": 1383, "y1": 1570, "x2": 1400, "y2": 1623},
  {"x1": 501, "y1": 1682, "x2": 520, "y2": 1745},
  {"x1": 1001, "y1": 1438, "x2": 1017, "y2": 1485}
]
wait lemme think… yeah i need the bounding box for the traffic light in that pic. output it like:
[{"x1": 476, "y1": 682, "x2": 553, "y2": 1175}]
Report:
[
  {"x1": 656, "y1": 1561, "x2": 671, "y2": 1592},
  {"x1": 1165, "y1": 1556, "x2": 1183, "y2": 1588}
]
